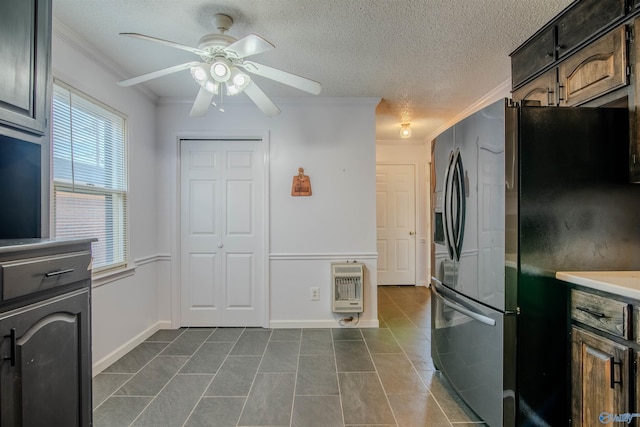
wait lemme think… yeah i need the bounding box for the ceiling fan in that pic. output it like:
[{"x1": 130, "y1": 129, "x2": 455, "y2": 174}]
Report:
[{"x1": 117, "y1": 13, "x2": 322, "y2": 117}]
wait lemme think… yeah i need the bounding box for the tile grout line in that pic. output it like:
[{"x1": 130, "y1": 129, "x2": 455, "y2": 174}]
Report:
[
  {"x1": 180, "y1": 327, "x2": 243, "y2": 427},
  {"x1": 235, "y1": 328, "x2": 273, "y2": 426},
  {"x1": 331, "y1": 329, "x2": 348, "y2": 427},
  {"x1": 127, "y1": 327, "x2": 216, "y2": 427},
  {"x1": 359, "y1": 326, "x2": 400, "y2": 427},
  {"x1": 382, "y1": 287, "x2": 455, "y2": 427},
  {"x1": 93, "y1": 328, "x2": 188, "y2": 411},
  {"x1": 287, "y1": 331, "x2": 303, "y2": 427}
]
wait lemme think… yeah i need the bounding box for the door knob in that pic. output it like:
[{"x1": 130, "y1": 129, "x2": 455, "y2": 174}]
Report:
[
  {"x1": 217, "y1": 243, "x2": 223, "y2": 248},
  {"x1": 409, "y1": 231, "x2": 416, "y2": 236}
]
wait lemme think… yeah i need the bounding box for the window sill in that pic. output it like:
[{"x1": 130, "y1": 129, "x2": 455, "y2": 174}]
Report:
[{"x1": 92, "y1": 264, "x2": 136, "y2": 288}]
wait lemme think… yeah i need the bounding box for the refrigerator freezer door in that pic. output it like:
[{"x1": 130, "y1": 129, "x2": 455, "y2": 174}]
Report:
[{"x1": 431, "y1": 281, "x2": 514, "y2": 427}]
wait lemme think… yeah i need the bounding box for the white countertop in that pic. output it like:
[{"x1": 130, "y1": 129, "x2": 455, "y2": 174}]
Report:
[{"x1": 556, "y1": 271, "x2": 640, "y2": 300}]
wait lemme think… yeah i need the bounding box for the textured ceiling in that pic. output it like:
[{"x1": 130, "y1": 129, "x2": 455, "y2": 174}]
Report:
[{"x1": 52, "y1": 0, "x2": 573, "y2": 140}]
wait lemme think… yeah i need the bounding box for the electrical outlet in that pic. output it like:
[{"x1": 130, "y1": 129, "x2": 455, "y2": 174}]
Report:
[{"x1": 310, "y1": 287, "x2": 320, "y2": 301}]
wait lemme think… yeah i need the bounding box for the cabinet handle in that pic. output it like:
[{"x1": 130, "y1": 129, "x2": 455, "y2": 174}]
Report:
[
  {"x1": 3, "y1": 328, "x2": 16, "y2": 367},
  {"x1": 44, "y1": 268, "x2": 74, "y2": 278},
  {"x1": 555, "y1": 82, "x2": 565, "y2": 103},
  {"x1": 610, "y1": 357, "x2": 622, "y2": 389},
  {"x1": 576, "y1": 306, "x2": 606, "y2": 318}
]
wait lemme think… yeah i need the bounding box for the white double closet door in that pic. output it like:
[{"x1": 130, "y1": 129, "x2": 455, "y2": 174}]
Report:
[{"x1": 180, "y1": 139, "x2": 265, "y2": 327}]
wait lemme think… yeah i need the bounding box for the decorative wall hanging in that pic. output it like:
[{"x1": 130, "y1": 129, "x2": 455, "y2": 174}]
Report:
[{"x1": 291, "y1": 167, "x2": 312, "y2": 196}]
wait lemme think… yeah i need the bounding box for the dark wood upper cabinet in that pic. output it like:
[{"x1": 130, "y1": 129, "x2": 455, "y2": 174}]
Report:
[
  {"x1": 511, "y1": 0, "x2": 627, "y2": 90},
  {"x1": 0, "y1": 0, "x2": 51, "y2": 137}
]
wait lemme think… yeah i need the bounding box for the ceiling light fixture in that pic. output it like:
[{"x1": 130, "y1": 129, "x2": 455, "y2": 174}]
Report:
[
  {"x1": 226, "y1": 68, "x2": 251, "y2": 95},
  {"x1": 400, "y1": 123, "x2": 412, "y2": 139},
  {"x1": 210, "y1": 58, "x2": 232, "y2": 82}
]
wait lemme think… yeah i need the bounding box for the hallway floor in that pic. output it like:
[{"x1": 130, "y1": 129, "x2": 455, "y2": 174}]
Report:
[{"x1": 92, "y1": 286, "x2": 485, "y2": 426}]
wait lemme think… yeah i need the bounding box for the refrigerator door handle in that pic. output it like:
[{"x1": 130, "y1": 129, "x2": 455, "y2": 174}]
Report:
[
  {"x1": 434, "y1": 285, "x2": 497, "y2": 327},
  {"x1": 442, "y1": 150, "x2": 456, "y2": 260},
  {"x1": 451, "y1": 149, "x2": 466, "y2": 261}
]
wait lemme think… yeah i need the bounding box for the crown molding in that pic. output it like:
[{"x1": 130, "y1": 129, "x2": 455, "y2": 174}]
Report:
[
  {"x1": 53, "y1": 18, "x2": 158, "y2": 103},
  {"x1": 424, "y1": 79, "x2": 512, "y2": 143}
]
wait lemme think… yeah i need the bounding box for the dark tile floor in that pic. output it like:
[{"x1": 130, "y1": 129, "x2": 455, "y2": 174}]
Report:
[{"x1": 92, "y1": 286, "x2": 485, "y2": 426}]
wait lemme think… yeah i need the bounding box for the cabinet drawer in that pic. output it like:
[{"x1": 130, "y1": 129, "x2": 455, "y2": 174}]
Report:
[
  {"x1": 0, "y1": 250, "x2": 92, "y2": 301},
  {"x1": 571, "y1": 289, "x2": 629, "y2": 339}
]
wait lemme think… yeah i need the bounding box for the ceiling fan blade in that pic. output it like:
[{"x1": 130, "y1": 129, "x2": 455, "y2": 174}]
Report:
[
  {"x1": 223, "y1": 34, "x2": 274, "y2": 59},
  {"x1": 190, "y1": 87, "x2": 214, "y2": 117},
  {"x1": 120, "y1": 32, "x2": 208, "y2": 56},
  {"x1": 117, "y1": 61, "x2": 201, "y2": 86},
  {"x1": 241, "y1": 61, "x2": 321, "y2": 95},
  {"x1": 243, "y1": 81, "x2": 281, "y2": 117}
]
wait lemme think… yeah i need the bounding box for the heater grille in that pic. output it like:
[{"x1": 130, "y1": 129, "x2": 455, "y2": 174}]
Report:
[{"x1": 332, "y1": 262, "x2": 363, "y2": 313}]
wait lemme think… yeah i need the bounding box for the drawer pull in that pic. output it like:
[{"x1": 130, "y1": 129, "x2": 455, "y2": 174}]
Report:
[
  {"x1": 44, "y1": 268, "x2": 75, "y2": 278},
  {"x1": 610, "y1": 357, "x2": 622, "y2": 389},
  {"x1": 3, "y1": 328, "x2": 16, "y2": 367},
  {"x1": 576, "y1": 306, "x2": 606, "y2": 318}
]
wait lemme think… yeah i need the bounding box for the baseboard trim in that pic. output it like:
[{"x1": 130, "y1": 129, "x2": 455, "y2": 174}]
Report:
[
  {"x1": 92, "y1": 320, "x2": 172, "y2": 376},
  {"x1": 269, "y1": 319, "x2": 379, "y2": 328}
]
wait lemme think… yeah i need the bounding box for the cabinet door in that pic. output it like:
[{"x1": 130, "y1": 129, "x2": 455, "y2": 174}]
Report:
[
  {"x1": 632, "y1": 19, "x2": 640, "y2": 183},
  {"x1": 512, "y1": 69, "x2": 557, "y2": 106},
  {"x1": 558, "y1": 27, "x2": 628, "y2": 106},
  {"x1": 571, "y1": 326, "x2": 630, "y2": 427},
  {"x1": 0, "y1": 0, "x2": 51, "y2": 136},
  {"x1": 511, "y1": 27, "x2": 556, "y2": 89},
  {"x1": 556, "y1": 0, "x2": 625, "y2": 59},
  {"x1": 0, "y1": 289, "x2": 91, "y2": 427}
]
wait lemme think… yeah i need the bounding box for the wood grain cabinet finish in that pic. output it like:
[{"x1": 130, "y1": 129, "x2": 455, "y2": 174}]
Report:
[
  {"x1": 632, "y1": 18, "x2": 640, "y2": 183},
  {"x1": 571, "y1": 326, "x2": 631, "y2": 427},
  {"x1": 555, "y1": 0, "x2": 626, "y2": 60},
  {"x1": 511, "y1": 28, "x2": 556, "y2": 89},
  {"x1": 512, "y1": 69, "x2": 557, "y2": 106},
  {"x1": 558, "y1": 27, "x2": 628, "y2": 106},
  {"x1": 0, "y1": 0, "x2": 51, "y2": 136},
  {"x1": 571, "y1": 289, "x2": 630, "y2": 339}
]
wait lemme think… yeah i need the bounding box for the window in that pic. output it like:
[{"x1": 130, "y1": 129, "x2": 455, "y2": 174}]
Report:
[{"x1": 52, "y1": 81, "x2": 128, "y2": 273}]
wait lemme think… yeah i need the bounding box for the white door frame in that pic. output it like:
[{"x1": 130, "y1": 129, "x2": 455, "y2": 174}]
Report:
[
  {"x1": 169, "y1": 130, "x2": 270, "y2": 328},
  {"x1": 376, "y1": 161, "x2": 420, "y2": 287}
]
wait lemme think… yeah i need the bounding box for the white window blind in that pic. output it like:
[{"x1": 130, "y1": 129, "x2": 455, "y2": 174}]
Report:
[{"x1": 52, "y1": 81, "x2": 128, "y2": 272}]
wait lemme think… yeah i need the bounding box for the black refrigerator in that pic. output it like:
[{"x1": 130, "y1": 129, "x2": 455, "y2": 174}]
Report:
[{"x1": 430, "y1": 98, "x2": 640, "y2": 426}]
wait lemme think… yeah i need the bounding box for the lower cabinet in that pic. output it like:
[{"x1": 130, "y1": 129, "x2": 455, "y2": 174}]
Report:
[
  {"x1": 0, "y1": 288, "x2": 91, "y2": 427},
  {"x1": 571, "y1": 326, "x2": 631, "y2": 426}
]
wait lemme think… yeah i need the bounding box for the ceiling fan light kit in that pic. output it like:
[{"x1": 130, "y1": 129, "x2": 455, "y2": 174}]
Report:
[{"x1": 117, "y1": 13, "x2": 321, "y2": 117}]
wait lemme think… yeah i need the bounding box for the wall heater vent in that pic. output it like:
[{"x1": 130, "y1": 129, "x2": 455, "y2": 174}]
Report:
[{"x1": 332, "y1": 262, "x2": 363, "y2": 313}]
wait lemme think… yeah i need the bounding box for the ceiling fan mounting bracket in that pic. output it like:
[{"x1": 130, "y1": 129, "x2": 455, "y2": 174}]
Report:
[{"x1": 213, "y1": 13, "x2": 234, "y2": 34}]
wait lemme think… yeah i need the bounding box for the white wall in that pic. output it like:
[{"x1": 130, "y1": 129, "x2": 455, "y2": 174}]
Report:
[
  {"x1": 52, "y1": 23, "x2": 164, "y2": 372},
  {"x1": 156, "y1": 97, "x2": 380, "y2": 328},
  {"x1": 376, "y1": 141, "x2": 431, "y2": 286}
]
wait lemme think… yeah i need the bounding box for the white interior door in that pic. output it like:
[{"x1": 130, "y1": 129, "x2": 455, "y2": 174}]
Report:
[
  {"x1": 376, "y1": 164, "x2": 416, "y2": 285},
  {"x1": 180, "y1": 139, "x2": 265, "y2": 326}
]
